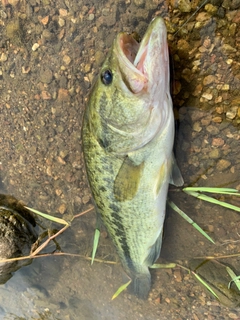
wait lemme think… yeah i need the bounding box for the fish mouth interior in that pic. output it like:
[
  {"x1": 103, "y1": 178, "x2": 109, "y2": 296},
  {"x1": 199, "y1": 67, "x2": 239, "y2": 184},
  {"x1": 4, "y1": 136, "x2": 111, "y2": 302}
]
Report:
[
  {"x1": 117, "y1": 33, "x2": 149, "y2": 93},
  {"x1": 119, "y1": 33, "x2": 147, "y2": 74}
]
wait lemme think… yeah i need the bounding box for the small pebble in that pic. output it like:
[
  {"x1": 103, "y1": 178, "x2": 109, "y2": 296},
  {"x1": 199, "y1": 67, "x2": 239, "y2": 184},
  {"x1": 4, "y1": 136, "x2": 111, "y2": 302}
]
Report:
[
  {"x1": 63, "y1": 55, "x2": 71, "y2": 65},
  {"x1": 59, "y1": 8, "x2": 68, "y2": 16},
  {"x1": 0, "y1": 53, "x2": 8, "y2": 62},
  {"x1": 41, "y1": 16, "x2": 49, "y2": 26},
  {"x1": 193, "y1": 122, "x2": 202, "y2": 132},
  {"x1": 212, "y1": 116, "x2": 222, "y2": 123},
  {"x1": 178, "y1": 0, "x2": 191, "y2": 12},
  {"x1": 209, "y1": 149, "x2": 219, "y2": 159},
  {"x1": 203, "y1": 75, "x2": 215, "y2": 86},
  {"x1": 226, "y1": 107, "x2": 238, "y2": 120},
  {"x1": 58, "y1": 203, "x2": 67, "y2": 214},
  {"x1": 215, "y1": 105, "x2": 223, "y2": 113},
  {"x1": 41, "y1": 90, "x2": 51, "y2": 100},
  {"x1": 201, "y1": 92, "x2": 213, "y2": 100},
  {"x1": 212, "y1": 138, "x2": 225, "y2": 147},
  {"x1": 58, "y1": 17, "x2": 65, "y2": 27},
  {"x1": 221, "y1": 44, "x2": 237, "y2": 54},
  {"x1": 88, "y1": 13, "x2": 94, "y2": 21},
  {"x1": 133, "y1": 0, "x2": 145, "y2": 7},
  {"x1": 32, "y1": 43, "x2": 40, "y2": 51},
  {"x1": 205, "y1": 4, "x2": 218, "y2": 15},
  {"x1": 216, "y1": 159, "x2": 231, "y2": 171},
  {"x1": 57, "y1": 88, "x2": 69, "y2": 101}
]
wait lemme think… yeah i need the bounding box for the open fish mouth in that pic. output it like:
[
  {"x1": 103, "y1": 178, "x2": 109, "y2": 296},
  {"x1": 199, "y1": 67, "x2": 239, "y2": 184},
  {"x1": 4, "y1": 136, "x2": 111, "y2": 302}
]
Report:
[{"x1": 115, "y1": 17, "x2": 168, "y2": 94}]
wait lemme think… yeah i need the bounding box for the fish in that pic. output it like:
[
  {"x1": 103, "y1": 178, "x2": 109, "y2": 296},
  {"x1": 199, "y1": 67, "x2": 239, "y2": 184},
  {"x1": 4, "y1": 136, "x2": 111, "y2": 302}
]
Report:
[{"x1": 82, "y1": 16, "x2": 183, "y2": 299}]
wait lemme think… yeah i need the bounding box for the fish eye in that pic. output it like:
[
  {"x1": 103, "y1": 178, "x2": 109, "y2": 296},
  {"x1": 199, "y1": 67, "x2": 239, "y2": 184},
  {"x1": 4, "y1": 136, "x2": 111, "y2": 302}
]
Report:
[{"x1": 101, "y1": 69, "x2": 113, "y2": 85}]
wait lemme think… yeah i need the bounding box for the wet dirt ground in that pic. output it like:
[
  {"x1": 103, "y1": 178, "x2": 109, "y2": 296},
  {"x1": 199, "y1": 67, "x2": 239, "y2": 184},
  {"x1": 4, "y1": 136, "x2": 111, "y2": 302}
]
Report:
[{"x1": 0, "y1": 0, "x2": 240, "y2": 319}]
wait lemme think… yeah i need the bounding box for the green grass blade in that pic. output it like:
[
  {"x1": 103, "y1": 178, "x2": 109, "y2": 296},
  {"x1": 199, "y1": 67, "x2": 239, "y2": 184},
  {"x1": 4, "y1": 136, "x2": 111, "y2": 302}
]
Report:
[
  {"x1": 168, "y1": 200, "x2": 215, "y2": 244},
  {"x1": 112, "y1": 280, "x2": 132, "y2": 300},
  {"x1": 151, "y1": 263, "x2": 176, "y2": 269},
  {"x1": 25, "y1": 206, "x2": 70, "y2": 225},
  {"x1": 226, "y1": 266, "x2": 240, "y2": 291},
  {"x1": 193, "y1": 272, "x2": 219, "y2": 300},
  {"x1": 183, "y1": 192, "x2": 240, "y2": 213},
  {"x1": 91, "y1": 229, "x2": 100, "y2": 265},
  {"x1": 183, "y1": 187, "x2": 240, "y2": 196}
]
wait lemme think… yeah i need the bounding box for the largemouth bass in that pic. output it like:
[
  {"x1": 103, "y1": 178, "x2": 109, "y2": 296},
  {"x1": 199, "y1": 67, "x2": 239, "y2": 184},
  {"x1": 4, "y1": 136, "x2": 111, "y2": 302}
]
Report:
[{"x1": 82, "y1": 17, "x2": 183, "y2": 299}]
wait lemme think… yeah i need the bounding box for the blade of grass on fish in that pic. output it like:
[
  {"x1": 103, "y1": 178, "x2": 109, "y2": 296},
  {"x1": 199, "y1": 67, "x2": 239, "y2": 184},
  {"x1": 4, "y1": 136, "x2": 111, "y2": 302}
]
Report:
[
  {"x1": 192, "y1": 271, "x2": 219, "y2": 300},
  {"x1": 151, "y1": 263, "x2": 176, "y2": 269},
  {"x1": 184, "y1": 187, "x2": 240, "y2": 196},
  {"x1": 168, "y1": 200, "x2": 215, "y2": 244},
  {"x1": 25, "y1": 206, "x2": 70, "y2": 225},
  {"x1": 182, "y1": 191, "x2": 240, "y2": 213},
  {"x1": 112, "y1": 280, "x2": 132, "y2": 300},
  {"x1": 226, "y1": 266, "x2": 240, "y2": 291},
  {"x1": 91, "y1": 228, "x2": 100, "y2": 265}
]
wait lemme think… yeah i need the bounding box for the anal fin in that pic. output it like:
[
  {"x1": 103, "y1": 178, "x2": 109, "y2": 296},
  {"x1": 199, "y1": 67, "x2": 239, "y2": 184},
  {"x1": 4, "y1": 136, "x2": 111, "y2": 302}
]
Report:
[
  {"x1": 169, "y1": 154, "x2": 184, "y2": 187},
  {"x1": 145, "y1": 230, "x2": 163, "y2": 267}
]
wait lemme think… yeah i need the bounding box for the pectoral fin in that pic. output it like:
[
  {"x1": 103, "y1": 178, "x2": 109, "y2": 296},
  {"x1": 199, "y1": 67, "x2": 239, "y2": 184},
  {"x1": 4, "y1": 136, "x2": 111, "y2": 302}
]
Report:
[
  {"x1": 114, "y1": 157, "x2": 144, "y2": 202},
  {"x1": 169, "y1": 154, "x2": 184, "y2": 187},
  {"x1": 154, "y1": 162, "x2": 168, "y2": 196}
]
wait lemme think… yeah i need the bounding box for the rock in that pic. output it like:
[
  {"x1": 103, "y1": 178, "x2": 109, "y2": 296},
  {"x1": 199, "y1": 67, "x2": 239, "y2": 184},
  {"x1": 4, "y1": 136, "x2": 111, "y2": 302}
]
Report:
[
  {"x1": 216, "y1": 159, "x2": 231, "y2": 171},
  {"x1": 201, "y1": 92, "x2": 213, "y2": 100},
  {"x1": 41, "y1": 16, "x2": 49, "y2": 26},
  {"x1": 209, "y1": 149, "x2": 219, "y2": 159},
  {"x1": 230, "y1": 0, "x2": 240, "y2": 9},
  {"x1": 57, "y1": 88, "x2": 69, "y2": 101},
  {"x1": 226, "y1": 107, "x2": 238, "y2": 119},
  {"x1": 216, "y1": 106, "x2": 224, "y2": 114},
  {"x1": 58, "y1": 203, "x2": 67, "y2": 214},
  {"x1": 212, "y1": 138, "x2": 225, "y2": 147},
  {"x1": 58, "y1": 17, "x2": 65, "y2": 27},
  {"x1": 178, "y1": 0, "x2": 191, "y2": 12},
  {"x1": 0, "y1": 195, "x2": 37, "y2": 284},
  {"x1": 133, "y1": 0, "x2": 145, "y2": 7},
  {"x1": 8, "y1": 0, "x2": 19, "y2": 5},
  {"x1": 203, "y1": 75, "x2": 215, "y2": 86},
  {"x1": 40, "y1": 69, "x2": 53, "y2": 84},
  {"x1": 63, "y1": 55, "x2": 71, "y2": 65},
  {"x1": 88, "y1": 13, "x2": 94, "y2": 21},
  {"x1": 212, "y1": 116, "x2": 222, "y2": 123},
  {"x1": 193, "y1": 122, "x2": 202, "y2": 132},
  {"x1": 221, "y1": 44, "x2": 237, "y2": 54},
  {"x1": 206, "y1": 125, "x2": 220, "y2": 135},
  {"x1": 32, "y1": 43, "x2": 40, "y2": 51},
  {"x1": 196, "y1": 12, "x2": 211, "y2": 22},
  {"x1": 95, "y1": 50, "x2": 105, "y2": 65},
  {"x1": 205, "y1": 4, "x2": 218, "y2": 15},
  {"x1": 84, "y1": 63, "x2": 91, "y2": 73},
  {"x1": 42, "y1": 29, "x2": 54, "y2": 41},
  {"x1": 59, "y1": 8, "x2": 68, "y2": 16},
  {"x1": 0, "y1": 53, "x2": 8, "y2": 62},
  {"x1": 41, "y1": 90, "x2": 52, "y2": 100}
]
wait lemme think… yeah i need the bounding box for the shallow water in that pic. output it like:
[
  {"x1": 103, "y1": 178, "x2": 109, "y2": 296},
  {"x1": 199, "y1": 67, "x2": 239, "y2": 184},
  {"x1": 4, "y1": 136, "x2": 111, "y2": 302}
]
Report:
[{"x1": 0, "y1": 0, "x2": 239, "y2": 319}]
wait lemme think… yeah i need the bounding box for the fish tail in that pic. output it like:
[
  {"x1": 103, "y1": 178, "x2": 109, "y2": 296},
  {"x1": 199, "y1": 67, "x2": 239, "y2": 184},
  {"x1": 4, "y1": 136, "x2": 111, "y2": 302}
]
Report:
[{"x1": 128, "y1": 269, "x2": 151, "y2": 299}]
